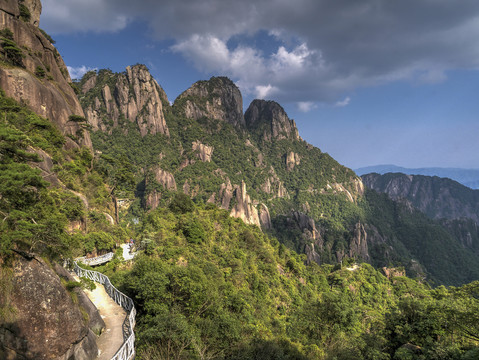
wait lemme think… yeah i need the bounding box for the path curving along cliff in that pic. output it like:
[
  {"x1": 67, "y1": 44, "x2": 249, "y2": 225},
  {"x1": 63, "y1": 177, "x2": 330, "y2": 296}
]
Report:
[{"x1": 73, "y1": 260, "x2": 136, "y2": 360}]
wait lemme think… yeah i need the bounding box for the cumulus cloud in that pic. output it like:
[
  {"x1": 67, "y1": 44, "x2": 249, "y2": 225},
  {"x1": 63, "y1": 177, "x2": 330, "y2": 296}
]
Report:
[
  {"x1": 67, "y1": 65, "x2": 97, "y2": 80},
  {"x1": 41, "y1": 0, "x2": 479, "y2": 104}
]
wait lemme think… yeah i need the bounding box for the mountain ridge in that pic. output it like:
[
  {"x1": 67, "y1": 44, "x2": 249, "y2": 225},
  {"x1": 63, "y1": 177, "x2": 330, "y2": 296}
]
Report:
[{"x1": 356, "y1": 164, "x2": 479, "y2": 189}]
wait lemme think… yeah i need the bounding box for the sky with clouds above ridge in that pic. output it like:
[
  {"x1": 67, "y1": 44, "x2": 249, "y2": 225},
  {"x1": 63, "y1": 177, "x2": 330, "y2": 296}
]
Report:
[{"x1": 41, "y1": 0, "x2": 479, "y2": 169}]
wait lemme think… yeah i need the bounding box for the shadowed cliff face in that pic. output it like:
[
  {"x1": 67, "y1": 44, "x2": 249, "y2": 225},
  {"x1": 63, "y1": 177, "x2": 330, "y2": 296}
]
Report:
[
  {"x1": 0, "y1": 255, "x2": 98, "y2": 360},
  {"x1": 0, "y1": 0, "x2": 91, "y2": 148},
  {"x1": 174, "y1": 76, "x2": 245, "y2": 127},
  {"x1": 362, "y1": 172, "x2": 479, "y2": 222},
  {"x1": 81, "y1": 64, "x2": 170, "y2": 137},
  {"x1": 245, "y1": 99, "x2": 300, "y2": 142}
]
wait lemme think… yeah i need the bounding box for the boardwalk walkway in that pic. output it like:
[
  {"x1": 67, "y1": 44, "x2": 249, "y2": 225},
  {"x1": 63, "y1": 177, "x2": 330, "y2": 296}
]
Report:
[
  {"x1": 73, "y1": 245, "x2": 137, "y2": 360},
  {"x1": 73, "y1": 273, "x2": 126, "y2": 359}
]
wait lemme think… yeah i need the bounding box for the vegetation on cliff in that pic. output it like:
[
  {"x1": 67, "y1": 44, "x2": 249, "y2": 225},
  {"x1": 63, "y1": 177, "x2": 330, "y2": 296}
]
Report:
[{"x1": 96, "y1": 195, "x2": 479, "y2": 360}]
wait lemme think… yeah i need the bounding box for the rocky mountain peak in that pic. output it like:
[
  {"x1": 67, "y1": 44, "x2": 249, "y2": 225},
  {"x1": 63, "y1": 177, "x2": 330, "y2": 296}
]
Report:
[
  {"x1": 244, "y1": 99, "x2": 300, "y2": 141},
  {"x1": 175, "y1": 76, "x2": 245, "y2": 127},
  {"x1": 81, "y1": 64, "x2": 170, "y2": 137}
]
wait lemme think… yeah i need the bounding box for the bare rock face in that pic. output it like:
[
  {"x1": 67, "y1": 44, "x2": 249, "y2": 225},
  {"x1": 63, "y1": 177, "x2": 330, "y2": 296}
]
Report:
[
  {"x1": 349, "y1": 222, "x2": 370, "y2": 261},
  {"x1": 219, "y1": 179, "x2": 234, "y2": 210},
  {"x1": 285, "y1": 151, "x2": 301, "y2": 171},
  {"x1": 154, "y1": 168, "x2": 177, "y2": 190},
  {"x1": 0, "y1": 2, "x2": 91, "y2": 148},
  {"x1": 244, "y1": 99, "x2": 300, "y2": 141},
  {"x1": 192, "y1": 140, "x2": 213, "y2": 162},
  {"x1": 230, "y1": 181, "x2": 261, "y2": 227},
  {"x1": 322, "y1": 182, "x2": 356, "y2": 203},
  {"x1": 146, "y1": 168, "x2": 177, "y2": 209},
  {"x1": 23, "y1": 0, "x2": 42, "y2": 26},
  {"x1": 82, "y1": 64, "x2": 169, "y2": 137},
  {"x1": 54, "y1": 264, "x2": 105, "y2": 336},
  {"x1": 280, "y1": 211, "x2": 323, "y2": 265},
  {"x1": 259, "y1": 203, "x2": 272, "y2": 229},
  {"x1": 261, "y1": 168, "x2": 289, "y2": 199},
  {"x1": 293, "y1": 211, "x2": 322, "y2": 244},
  {"x1": 0, "y1": 254, "x2": 98, "y2": 360},
  {"x1": 175, "y1": 77, "x2": 245, "y2": 127}
]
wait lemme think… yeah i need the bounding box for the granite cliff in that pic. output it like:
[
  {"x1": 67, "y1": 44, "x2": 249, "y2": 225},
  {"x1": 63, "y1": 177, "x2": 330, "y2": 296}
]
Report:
[
  {"x1": 0, "y1": 0, "x2": 91, "y2": 149},
  {"x1": 80, "y1": 64, "x2": 169, "y2": 137},
  {"x1": 0, "y1": 254, "x2": 101, "y2": 360}
]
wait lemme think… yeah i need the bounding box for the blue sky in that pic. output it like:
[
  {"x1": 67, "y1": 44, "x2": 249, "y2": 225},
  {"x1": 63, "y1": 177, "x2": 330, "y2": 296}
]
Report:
[{"x1": 41, "y1": 0, "x2": 479, "y2": 169}]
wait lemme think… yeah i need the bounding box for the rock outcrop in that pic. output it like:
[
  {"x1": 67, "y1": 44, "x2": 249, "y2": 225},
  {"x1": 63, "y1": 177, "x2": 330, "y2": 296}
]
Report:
[
  {"x1": 54, "y1": 264, "x2": 106, "y2": 336},
  {"x1": 192, "y1": 141, "x2": 213, "y2": 162},
  {"x1": 362, "y1": 172, "x2": 479, "y2": 221},
  {"x1": 244, "y1": 100, "x2": 300, "y2": 141},
  {"x1": 348, "y1": 222, "x2": 370, "y2": 261},
  {"x1": 285, "y1": 151, "x2": 301, "y2": 170},
  {"x1": 175, "y1": 76, "x2": 245, "y2": 127},
  {"x1": 82, "y1": 65, "x2": 169, "y2": 137},
  {"x1": 230, "y1": 181, "x2": 261, "y2": 227},
  {"x1": 259, "y1": 203, "x2": 272, "y2": 229},
  {"x1": 219, "y1": 179, "x2": 234, "y2": 210},
  {"x1": 0, "y1": 254, "x2": 98, "y2": 360},
  {"x1": 146, "y1": 168, "x2": 177, "y2": 209},
  {"x1": 0, "y1": 0, "x2": 91, "y2": 148}
]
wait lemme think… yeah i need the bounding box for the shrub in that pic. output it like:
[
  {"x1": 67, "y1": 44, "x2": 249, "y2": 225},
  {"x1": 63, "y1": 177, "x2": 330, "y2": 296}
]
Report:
[
  {"x1": 35, "y1": 66, "x2": 45, "y2": 78},
  {"x1": 19, "y1": 4, "x2": 31, "y2": 22},
  {"x1": 0, "y1": 28, "x2": 13, "y2": 40},
  {"x1": 39, "y1": 28, "x2": 55, "y2": 44}
]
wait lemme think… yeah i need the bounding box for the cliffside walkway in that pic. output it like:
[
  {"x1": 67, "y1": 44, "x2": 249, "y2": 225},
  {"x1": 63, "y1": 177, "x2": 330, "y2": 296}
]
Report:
[
  {"x1": 76, "y1": 244, "x2": 137, "y2": 266},
  {"x1": 73, "y1": 251, "x2": 136, "y2": 360}
]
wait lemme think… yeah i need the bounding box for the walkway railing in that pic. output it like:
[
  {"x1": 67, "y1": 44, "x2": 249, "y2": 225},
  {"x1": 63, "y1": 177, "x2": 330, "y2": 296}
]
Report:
[
  {"x1": 73, "y1": 261, "x2": 136, "y2": 360},
  {"x1": 75, "y1": 252, "x2": 114, "y2": 266}
]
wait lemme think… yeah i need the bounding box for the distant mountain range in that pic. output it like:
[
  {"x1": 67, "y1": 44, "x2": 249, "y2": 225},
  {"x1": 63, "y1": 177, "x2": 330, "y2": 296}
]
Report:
[{"x1": 355, "y1": 164, "x2": 479, "y2": 189}]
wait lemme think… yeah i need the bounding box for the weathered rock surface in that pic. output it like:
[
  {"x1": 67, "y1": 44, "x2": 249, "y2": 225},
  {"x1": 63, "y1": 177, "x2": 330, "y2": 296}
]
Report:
[
  {"x1": 259, "y1": 203, "x2": 272, "y2": 229},
  {"x1": 230, "y1": 181, "x2": 261, "y2": 227},
  {"x1": 146, "y1": 167, "x2": 177, "y2": 209},
  {"x1": 219, "y1": 179, "x2": 234, "y2": 210},
  {"x1": 192, "y1": 140, "x2": 213, "y2": 162},
  {"x1": 175, "y1": 76, "x2": 245, "y2": 127},
  {"x1": 23, "y1": 0, "x2": 42, "y2": 26},
  {"x1": 362, "y1": 172, "x2": 479, "y2": 221},
  {"x1": 0, "y1": 254, "x2": 98, "y2": 360},
  {"x1": 261, "y1": 168, "x2": 289, "y2": 199},
  {"x1": 285, "y1": 151, "x2": 301, "y2": 171},
  {"x1": 0, "y1": 1, "x2": 91, "y2": 148},
  {"x1": 348, "y1": 222, "x2": 370, "y2": 261},
  {"x1": 54, "y1": 264, "x2": 106, "y2": 336},
  {"x1": 245, "y1": 100, "x2": 300, "y2": 141},
  {"x1": 82, "y1": 64, "x2": 169, "y2": 137}
]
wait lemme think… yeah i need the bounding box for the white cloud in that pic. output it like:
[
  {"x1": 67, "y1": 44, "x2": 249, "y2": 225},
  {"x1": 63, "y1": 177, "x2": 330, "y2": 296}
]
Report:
[
  {"x1": 297, "y1": 101, "x2": 317, "y2": 112},
  {"x1": 334, "y1": 97, "x2": 351, "y2": 107},
  {"x1": 67, "y1": 65, "x2": 97, "y2": 80},
  {"x1": 171, "y1": 34, "x2": 230, "y2": 72},
  {"x1": 255, "y1": 85, "x2": 276, "y2": 99},
  {"x1": 41, "y1": 0, "x2": 479, "y2": 105}
]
